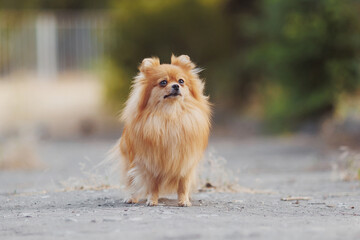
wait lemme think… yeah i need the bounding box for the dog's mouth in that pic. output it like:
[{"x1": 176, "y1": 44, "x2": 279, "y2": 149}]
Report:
[{"x1": 164, "y1": 92, "x2": 182, "y2": 99}]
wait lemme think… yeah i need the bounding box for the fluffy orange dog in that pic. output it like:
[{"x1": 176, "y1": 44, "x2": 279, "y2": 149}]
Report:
[{"x1": 118, "y1": 55, "x2": 211, "y2": 207}]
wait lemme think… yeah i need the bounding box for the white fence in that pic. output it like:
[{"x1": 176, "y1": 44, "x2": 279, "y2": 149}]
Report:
[{"x1": 0, "y1": 11, "x2": 108, "y2": 79}]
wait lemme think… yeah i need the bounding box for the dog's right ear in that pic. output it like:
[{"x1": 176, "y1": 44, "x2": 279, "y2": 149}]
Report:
[{"x1": 139, "y1": 57, "x2": 160, "y2": 74}]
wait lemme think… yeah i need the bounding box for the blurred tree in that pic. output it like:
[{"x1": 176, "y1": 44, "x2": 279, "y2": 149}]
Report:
[
  {"x1": 5, "y1": 0, "x2": 359, "y2": 132},
  {"x1": 241, "y1": 0, "x2": 360, "y2": 131},
  {"x1": 0, "y1": 0, "x2": 111, "y2": 9},
  {"x1": 104, "y1": 0, "x2": 235, "y2": 109}
]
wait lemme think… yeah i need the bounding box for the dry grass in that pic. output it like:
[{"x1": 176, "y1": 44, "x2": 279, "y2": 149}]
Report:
[
  {"x1": 332, "y1": 146, "x2": 360, "y2": 181},
  {"x1": 198, "y1": 149, "x2": 273, "y2": 194},
  {"x1": 60, "y1": 144, "x2": 122, "y2": 191},
  {"x1": 198, "y1": 149, "x2": 241, "y2": 192},
  {"x1": 334, "y1": 92, "x2": 360, "y2": 122},
  {"x1": 60, "y1": 161, "x2": 121, "y2": 191},
  {"x1": 0, "y1": 135, "x2": 44, "y2": 170},
  {"x1": 322, "y1": 92, "x2": 360, "y2": 148},
  {"x1": 60, "y1": 146, "x2": 271, "y2": 194}
]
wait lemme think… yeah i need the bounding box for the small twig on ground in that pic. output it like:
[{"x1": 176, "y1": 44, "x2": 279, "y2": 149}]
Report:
[{"x1": 281, "y1": 196, "x2": 311, "y2": 201}]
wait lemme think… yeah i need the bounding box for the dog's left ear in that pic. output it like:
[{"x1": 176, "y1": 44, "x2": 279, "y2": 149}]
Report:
[{"x1": 171, "y1": 54, "x2": 195, "y2": 70}]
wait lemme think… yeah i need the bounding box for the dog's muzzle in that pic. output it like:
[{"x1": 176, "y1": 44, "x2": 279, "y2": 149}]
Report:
[{"x1": 164, "y1": 84, "x2": 181, "y2": 99}]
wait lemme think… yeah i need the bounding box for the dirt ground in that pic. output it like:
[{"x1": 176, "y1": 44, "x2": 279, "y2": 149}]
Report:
[{"x1": 1, "y1": 136, "x2": 360, "y2": 240}]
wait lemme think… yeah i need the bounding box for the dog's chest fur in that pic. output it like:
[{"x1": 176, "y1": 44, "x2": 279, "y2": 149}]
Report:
[{"x1": 130, "y1": 103, "x2": 208, "y2": 177}]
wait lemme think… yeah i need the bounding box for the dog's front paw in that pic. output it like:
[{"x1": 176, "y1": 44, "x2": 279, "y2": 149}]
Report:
[
  {"x1": 124, "y1": 198, "x2": 138, "y2": 204},
  {"x1": 146, "y1": 199, "x2": 158, "y2": 206},
  {"x1": 178, "y1": 200, "x2": 192, "y2": 207}
]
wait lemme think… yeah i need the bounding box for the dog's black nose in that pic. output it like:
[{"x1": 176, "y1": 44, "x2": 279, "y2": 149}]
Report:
[{"x1": 172, "y1": 84, "x2": 179, "y2": 90}]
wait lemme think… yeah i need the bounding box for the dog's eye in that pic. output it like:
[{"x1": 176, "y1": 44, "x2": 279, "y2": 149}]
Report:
[
  {"x1": 159, "y1": 80, "x2": 167, "y2": 87},
  {"x1": 178, "y1": 79, "x2": 184, "y2": 84}
]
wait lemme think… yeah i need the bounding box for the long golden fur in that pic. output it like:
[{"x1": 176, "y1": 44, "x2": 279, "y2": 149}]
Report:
[{"x1": 118, "y1": 55, "x2": 211, "y2": 207}]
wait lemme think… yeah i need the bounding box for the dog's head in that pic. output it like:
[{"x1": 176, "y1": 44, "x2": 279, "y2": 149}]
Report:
[{"x1": 135, "y1": 55, "x2": 205, "y2": 111}]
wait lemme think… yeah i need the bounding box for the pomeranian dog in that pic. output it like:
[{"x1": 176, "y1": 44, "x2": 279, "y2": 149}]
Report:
[{"x1": 118, "y1": 54, "x2": 211, "y2": 207}]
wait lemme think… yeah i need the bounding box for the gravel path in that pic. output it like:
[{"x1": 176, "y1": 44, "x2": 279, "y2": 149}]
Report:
[{"x1": 1, "y1": 136, "x2": 359, "y2": 239}]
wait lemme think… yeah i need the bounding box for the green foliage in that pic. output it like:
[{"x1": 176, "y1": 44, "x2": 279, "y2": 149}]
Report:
[
  {"x1": 105, "y1": 0, "x2": 360, "y2": 131},
  {"x1": 105, "y1": 0, "x2": 235, "y2": 109},
  {"x1": 2, "y1": 0, "x2": 360, "y2": 131},
  {"x1": 244, "y1": 0, "x2": 360, "y2": 130}
]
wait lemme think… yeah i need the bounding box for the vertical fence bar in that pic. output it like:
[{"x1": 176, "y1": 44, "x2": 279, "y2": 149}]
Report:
[
  {"x1": 0, "y1": 11, "x2": 108, "y2": 79},
  {"x1": 36, "y1": 13, "x2": 58, "y2": 80}
]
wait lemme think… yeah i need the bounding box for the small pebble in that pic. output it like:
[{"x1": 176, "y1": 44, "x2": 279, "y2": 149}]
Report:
[
  {"x1": 103, "y1": 218, "x2": 122, "y2": 222},
  {"x1": 65, "y1": 218, "x2": 78, "y2": 222}
]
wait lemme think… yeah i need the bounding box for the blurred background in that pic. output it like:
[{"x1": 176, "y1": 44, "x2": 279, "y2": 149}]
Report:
[{"x1": 1, "y1": 0, "x2": 360, "y2": 186}]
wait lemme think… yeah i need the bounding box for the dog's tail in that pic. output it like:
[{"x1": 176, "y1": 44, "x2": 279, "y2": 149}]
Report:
[{"x1": 92, "y1": 139, "x2": 123, "y2": 189}]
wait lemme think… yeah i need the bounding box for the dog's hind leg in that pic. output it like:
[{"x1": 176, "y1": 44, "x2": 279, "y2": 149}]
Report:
[
  {"x1": 123, "y1": 177, "x2": 140, "y2": 204},
  {"x1": 123, "y1": 167, "x2": 143, "y2": 204}
]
